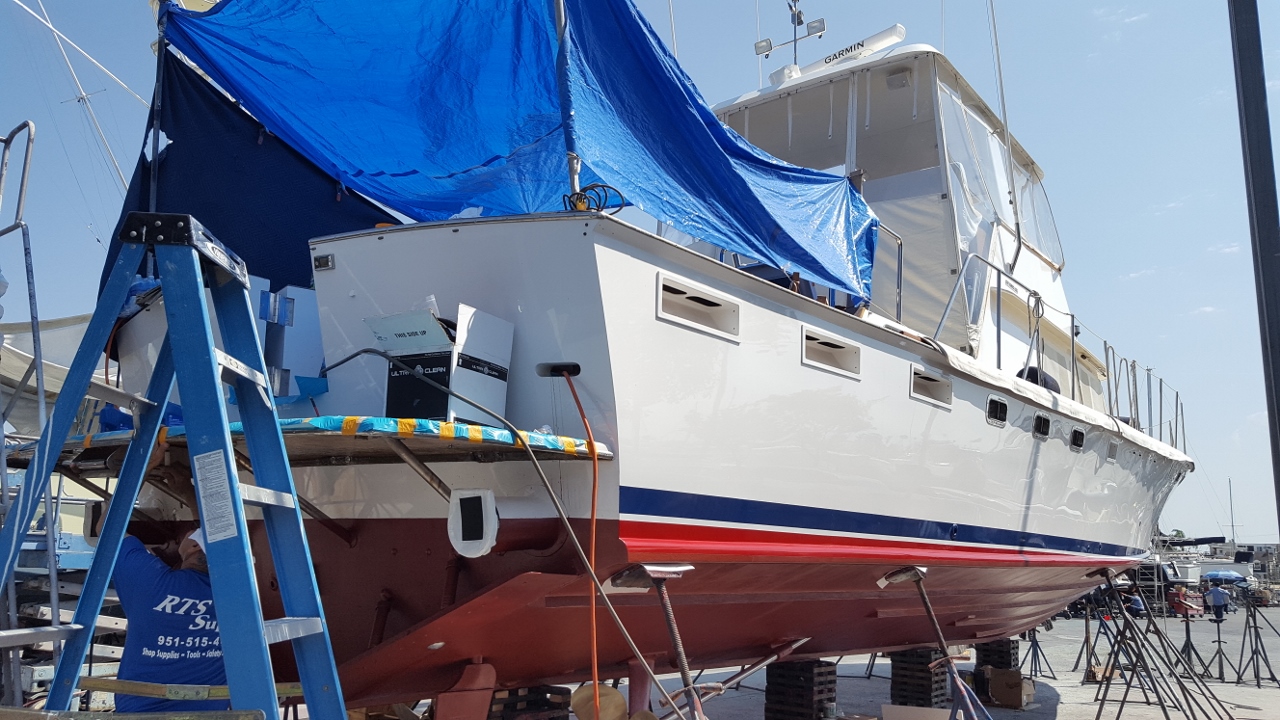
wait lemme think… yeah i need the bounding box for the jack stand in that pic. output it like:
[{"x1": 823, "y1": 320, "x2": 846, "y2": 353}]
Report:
[
  {"x1": 1205, "y1": 617, "x2": 1238, "y2": 683},
  {"x1": 1092, "y1": 571, "x2": 1236, "y2": 720},
  {"x1": 1171, "y1": 614, "x2": 1211, "y2": 679},
  {"x1": 658, "y1": 639, "x2": 810, "y2": 720},
  {"x1": 1020, "y1": 628, "x2": 1057, "y2": 680},
  {"x1": 654, "y1": 578, "x2": 702, "y2": 720},
  {"x1": 1234, "y1": 598, "x2": 1280, "y2": 688},
  {"x1": 877, "y1": 567, "x2": 994, "y2": 720},
  {"x1": 1072, "y1": 604, "x2": 1104, "y2": 673}
]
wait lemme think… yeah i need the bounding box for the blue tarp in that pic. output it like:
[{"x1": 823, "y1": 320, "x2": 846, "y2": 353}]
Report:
[
  {"x1": 104, "y1": 56, "x2": 398, "y2": 292},
  {"x1": 163, "y1": 0, "x2": 877, "y2": 301}
]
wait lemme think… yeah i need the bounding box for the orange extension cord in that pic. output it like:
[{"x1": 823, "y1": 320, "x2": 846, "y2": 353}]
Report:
[{"x1": 562, "y1": 372, "x2": 601, "y2": 720}]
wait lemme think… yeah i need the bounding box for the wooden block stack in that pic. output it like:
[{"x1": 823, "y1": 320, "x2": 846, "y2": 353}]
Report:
[
  {"x1": 887, "y1": 648, "x2": 948, "y2": 708},
  {"x1": 974, "y1": 638, "x2": 1018, "y2": 669},
  {"x1": 488, "y1": 685, "x2": 571, "y2": 720},
  {"x1": 764, "y1": 660, "x2": 837, "y2": 720}
]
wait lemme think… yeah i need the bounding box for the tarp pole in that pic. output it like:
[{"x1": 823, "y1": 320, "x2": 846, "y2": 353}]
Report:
[
  {"x1": 1228, "y1": 0, "x2": 1280, "y2": 541},
  {"x1": 148, "y1": 15, "x2": 168, "y2": 214},
  {"x1": 553, "y1": 0, "x2": 581, "y2": 194}
]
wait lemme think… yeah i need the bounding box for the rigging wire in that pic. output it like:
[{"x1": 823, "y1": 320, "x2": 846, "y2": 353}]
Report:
[
  {"x1": 35, "y1": 0, "x2": 128, "y2": 190},
  {"x1": 667, "y1": 0, "x2": 678, "y2": 58},
  {"x1": 985, "y1": 0, "x2": 1023, "y2": 273},
  {"x1": 6, "y1": 0, "x2": 150, "y2": 108}
]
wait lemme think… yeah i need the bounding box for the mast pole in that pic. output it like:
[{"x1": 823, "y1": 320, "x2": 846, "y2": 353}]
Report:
[
  {"x1": 553, "y1": 0, "x2": 581, "y2": 194},
  {"x1": 1228, "y1": 0, "x2": 1280, "y2": 543}
]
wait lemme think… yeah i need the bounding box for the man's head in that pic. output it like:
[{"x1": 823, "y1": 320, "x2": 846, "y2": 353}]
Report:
[{"x1": 179, "y1": 527, "x2": 208, "y2": 572}]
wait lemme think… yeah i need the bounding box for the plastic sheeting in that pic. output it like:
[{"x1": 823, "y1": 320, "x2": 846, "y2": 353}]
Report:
[{"x1": 161, "y1": 0, "x2": 878, "y2": 301}]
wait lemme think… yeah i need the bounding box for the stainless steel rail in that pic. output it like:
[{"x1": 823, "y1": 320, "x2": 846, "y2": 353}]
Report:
[
  {"x1": 937, "y1": 250, "x2": 1185, "y2": 451},
  {"x1": 0, "y1": 121, "x2": 59, "y2": 703}
]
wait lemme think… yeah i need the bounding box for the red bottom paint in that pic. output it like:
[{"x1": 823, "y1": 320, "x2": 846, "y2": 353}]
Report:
[{"x1": 235, "y1": 517, "x2": 1130, "y2": 707}]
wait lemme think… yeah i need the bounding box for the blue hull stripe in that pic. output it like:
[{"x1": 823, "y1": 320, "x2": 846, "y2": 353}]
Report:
[{"x1": 619, "y1": 486, "x2": 1145, "y2": 558}]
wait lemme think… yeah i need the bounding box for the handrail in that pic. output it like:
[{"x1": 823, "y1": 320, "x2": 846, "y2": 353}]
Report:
[
  {"x1": 935, "y1": 251, "x2": 1185, "y2": 451},
  {"x1": 879, "y1": 224, "x2": 904, "y2": 323}
]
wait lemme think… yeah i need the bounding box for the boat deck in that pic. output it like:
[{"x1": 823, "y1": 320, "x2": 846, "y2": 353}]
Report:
[{"x1": 5, "y1": 415, "x2": 612, "y2": 476}]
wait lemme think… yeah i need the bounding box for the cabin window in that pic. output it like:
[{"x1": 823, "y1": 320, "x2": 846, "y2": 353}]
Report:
[
  {"x1": 910, "y1": 366, "x2": 952, "y2": 407},
  {"x1": 986, "y1": 396, "x2": 1008, "y2": 426},
  {"x1": 801, "y1": 325, "x2": 860, "y2": 379},
  {"x1": 1107, "y1": 441, "x2": 1120, "y2": 463},
  {"x1": 1033, "y1": 413, "x2": 1051, "y2": 438},
  {"x1": 656, "y1": 273, "x2": 740, "y2": 342}
]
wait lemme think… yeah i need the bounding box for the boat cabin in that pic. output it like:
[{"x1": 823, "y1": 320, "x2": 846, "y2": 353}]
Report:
[{"x1": 713, "y1": 42, "x2": 1108, "y2": 411}]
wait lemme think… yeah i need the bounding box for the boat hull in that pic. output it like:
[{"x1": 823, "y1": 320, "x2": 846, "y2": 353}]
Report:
[{"x1": 250, "y1": 517, "x2": 1132, "y2": 706}]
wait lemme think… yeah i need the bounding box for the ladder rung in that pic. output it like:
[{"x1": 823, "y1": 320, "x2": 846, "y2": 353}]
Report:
[
  {"x1": 214, "y1": 347, "x2": 269, "y2": 390},
  {"x1": 0, "y1": 625, "x2": 83, "y2": 648},
  {"x1": 262, "y1": 617, "x2": 323, "y2": 645},
  {"x1": 20, "y1": 603, "x2": 128, "y2": 634},
  {"x1": 238, "y1": 483, "x2": 296, "y2": 509},
  {"x1": 85, "y1": 383, "x2": 157, "y2": 410}
]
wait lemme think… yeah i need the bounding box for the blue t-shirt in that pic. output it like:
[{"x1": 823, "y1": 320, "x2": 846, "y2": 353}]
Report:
[
  {"x1": 1205, "y1": 586, "x2": 1232, "y2": 607},
  {"x1": 114, "y1": 536, "x2": 228, "y2": 713}
]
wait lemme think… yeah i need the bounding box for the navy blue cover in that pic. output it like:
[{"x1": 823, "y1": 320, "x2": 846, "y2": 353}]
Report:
[
  {"x1": 104, "y1": 55, "x2": 397, "y2": 292},
  {"x1": 161, "y1": 0, "x2": 877, "y2": 300}
]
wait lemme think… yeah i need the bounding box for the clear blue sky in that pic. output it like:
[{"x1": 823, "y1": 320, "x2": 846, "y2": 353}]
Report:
[{"x1": 2, "y1": 1, "x2": 1279, "y2": 543}]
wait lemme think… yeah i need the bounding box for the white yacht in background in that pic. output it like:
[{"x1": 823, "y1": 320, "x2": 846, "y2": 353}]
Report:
[{"x1": 9, "y1": 0, "x2": 1192, "y2": 709}]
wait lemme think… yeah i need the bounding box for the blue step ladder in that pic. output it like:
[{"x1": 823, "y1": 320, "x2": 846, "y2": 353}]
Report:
[{"x1": 0, "y1": 212, "x2": 345, "y2": 720}]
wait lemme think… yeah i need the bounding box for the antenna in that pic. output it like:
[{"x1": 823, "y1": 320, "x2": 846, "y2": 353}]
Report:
[
  {"x1": 754, "y1": 0, "x2": 825, "y2": 63},
  {"x1": 34, "y1": 0, "x2": 127, "y2": 190}
]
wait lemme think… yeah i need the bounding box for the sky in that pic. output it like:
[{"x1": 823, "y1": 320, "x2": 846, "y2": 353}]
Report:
[{"x1": 1, "y1": 1, "x2": 1279, "y2": 543}]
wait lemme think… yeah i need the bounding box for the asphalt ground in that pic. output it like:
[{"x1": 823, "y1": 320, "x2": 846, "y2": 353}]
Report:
[{"x1": 641, "y1": 608, "x2": 1280, "y2": 720}]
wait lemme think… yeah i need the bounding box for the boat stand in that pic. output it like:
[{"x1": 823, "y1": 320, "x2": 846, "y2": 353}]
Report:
[
  {"x1": 1233, "y1": 598, "x2": 1280, "y2": 688},
  {"x1": 1019, "y1": 628, "x2": 1057, "y2": 679},
  {"x1": 1170, "y1": 615, "x2": 1212, "y2": 679},
  {"x1": 1092, "y1": 572, "x2": 1235, "y2": 720},
  {"x1": 1072, "y1": 602, "x2": 1106, "y2": 673},
  {"x1": 877, "y1": 567, "x2": 993, "y2": 720},
  {"x1": 1204, "y1": 619, "x2": 1238, "y2": 683}
]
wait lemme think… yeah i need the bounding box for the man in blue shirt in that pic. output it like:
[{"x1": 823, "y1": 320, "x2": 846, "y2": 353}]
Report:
[
  {"x1": 1204, "y1": 582, "x2": 1233, "y2": 622},
  {"x1": 113, "y1": 526, "x2": 228, "y2": 712}
]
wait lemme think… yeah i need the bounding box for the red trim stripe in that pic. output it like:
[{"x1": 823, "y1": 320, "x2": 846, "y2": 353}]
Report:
[{"x1": 619, "y1": 520, "x2": 1138, "y2": 568}]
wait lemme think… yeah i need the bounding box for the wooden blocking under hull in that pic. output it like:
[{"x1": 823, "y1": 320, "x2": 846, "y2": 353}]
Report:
[
  {"x1": 489, "y1": 685, "x2": 571, "y2": 720},
  {"x1": 973, "y1": 638, "x2": 1018, "y2": 670},
  {"x1": 887, "y1": 649, "x2": 948, "y2": 709},
  {"x1": 765, "y1": 660, "x2": 837, "y2": 720}
]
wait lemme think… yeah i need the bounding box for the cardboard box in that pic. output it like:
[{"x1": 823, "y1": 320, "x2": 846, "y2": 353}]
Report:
[{"x1": 984, "y1": 668, "x2": 1034, "y2": 709}]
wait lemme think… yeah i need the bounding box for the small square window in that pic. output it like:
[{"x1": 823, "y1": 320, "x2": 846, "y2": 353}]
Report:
[
  {"x1": 1033, "y1": 414, "x2": 1051, "y2": 438},
  {"x1": 986, "y1": 396, "x2": 1008, "y2": 426},
  {"x1": 1070, "y1": 428, "x2": 1086, "y2": 451}
]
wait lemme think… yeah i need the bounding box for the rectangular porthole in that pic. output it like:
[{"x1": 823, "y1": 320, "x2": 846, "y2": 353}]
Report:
[
  {"x1": 801, "y1": 325, "x2": 860, "y2": 379},
  {"x1": 1033, "y1": 413, "x2": 1051, "y2": 438},
  {"x1": 986, "y1": 396, "x2": 1008, "y2": 426},
  {"x1": 1107, "y1": 441, "x2": 1120, "y2": 463},
  {"x1": 657, "y1": 273, "x2": 740, "y2": 342},
  {"x1": 910, "y1": 366, "x2": 952, "y2": 407},
  {"x1": 1070, "y1": 427, "x2": 1086, "y2": 451}
]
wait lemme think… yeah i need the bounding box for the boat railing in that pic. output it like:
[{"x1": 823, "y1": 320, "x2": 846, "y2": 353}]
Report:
[{"x1": 936, "y1": 252, "x2": 1186, "y2": 452}]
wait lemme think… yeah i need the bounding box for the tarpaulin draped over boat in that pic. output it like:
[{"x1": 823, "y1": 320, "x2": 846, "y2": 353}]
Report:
[
  {"x1": 104, "y1": 55, "x2": 397, "y2": 292},
  {"x1": 162, "y1": 0, "x2": 877, "y2": 300}
]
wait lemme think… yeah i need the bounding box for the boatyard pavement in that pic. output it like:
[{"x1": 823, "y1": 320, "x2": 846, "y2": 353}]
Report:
[{"x1": 645, "y1": 608, "x2": 1280, "y2": 720}]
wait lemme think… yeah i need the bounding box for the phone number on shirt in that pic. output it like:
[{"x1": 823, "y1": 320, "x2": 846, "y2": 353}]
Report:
[{"x1": 155, "y1": 635, "x2": 221, "y2": 648}]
